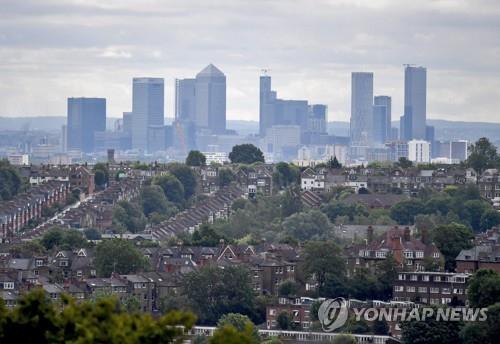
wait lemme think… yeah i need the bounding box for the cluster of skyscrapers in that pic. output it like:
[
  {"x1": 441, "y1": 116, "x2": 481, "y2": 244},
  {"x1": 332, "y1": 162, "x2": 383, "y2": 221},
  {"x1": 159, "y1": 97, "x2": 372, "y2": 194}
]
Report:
[
  {"x1": 65, "y1": 64, "x2": 228, "y2": 158},
  {"x1": 61, "y1": 63, "x2": 467, "y2": 165}
]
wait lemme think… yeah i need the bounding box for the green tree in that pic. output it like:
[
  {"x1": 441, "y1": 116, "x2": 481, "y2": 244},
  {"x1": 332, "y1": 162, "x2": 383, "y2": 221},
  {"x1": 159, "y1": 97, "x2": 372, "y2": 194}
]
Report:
[
  {"x1": 480, "y1": 208, "x2": 500, "y2": 231},
  {"x1": 191, "y1": 224, "x2": 226, "y2": 247},
  {"x1": 281, "y1": 210, "x2": 331, "y2": 241},
  {"x1": 275, "y1": 162, "x2": 300, "y2": 188},
  {"x1": 218, "y1": 168, "x2": 235, "y2": 187},
  {"x1": 0, "y1": 159, "x2": 23, "y2": 200},
  {"x1": 113, "y1": 200, "x2": 147, "y2": 233},
  {"x1": 94, "y1": 239, "x2": 149, "y2": 276},
  {"x1": 390, "y1": 199, "x2": 426, "y2": 225},
  {"x1": 276, "y1": 311, "x2": 292, "y2": 330},
  {"x1": 0, "y1": 289, "x2": 195, "y2": 344},
  {"x1": 169, "y1": 163, "x2": 198, "y2": 199},
  {"x1": 373, "y1": 319, "x2": 389, "y2": 335},
  {"x1": 400, "y1": 306, "x2": 463, "y2": 344},
  {"x1": 182, "y1": 266, "x2": 257, "y2": 325},
  {"x1": 209, "y1": 323, "x2": 258, "y2": 344},
  {"x1": 278, "y1": 280, "x2": 300, "y2": 298},
  {"x1": 153, "y1": 173, "x2": 185, "y2": 204},
  {"x1": 93, "y1": 162, "x2": 109, "y2": 188},
  {"x1": 186, "y1": 150, "x2": 207, "y2": 166},
  {"x1": 9, "y1": 240, "x2": 46, "y2": 258},
  {"x1": 217, "y1": 313, "x2": 259, "y2": 342},
  {"x1": 302, "y1": 241, "x2": 345, "y2": 294},
  {"x1": 460, "y1": 302, "x2": 500, "y2": 344},
  {"x1": 229, "y1": 144, "x2": 265, "y2": 164},
  {"x1": 467, "y1": 269, "x2": 500, "y2": 308},
  {"x1": 280, "y1": 187, "x2": 303, "y2": 218},
  {"x1": 397, "y1": 157, "x2": 413, "y2": 168},
  {"x1": 327, "y1": 156, "x2": 342, "y2": 169},
  {"x1": 466, "y1": 137, "x2": 499, "y2": 175},
  {"x1": 83, "y1": 228, "x2": 101, "y2": 240},
  {"x1": 432, "y1": 223, "x2": 473, "y2": 270},
  {"x1": 40, "y1": 227, "x2": 87, "y2": 250},
  {"x1": 140, "y1": 185, "x2": 170, "y2": 216},
  {"x1": 332, "y1": 334, "x2": 357, "y2": 344},
  {"x1": 460, "y1": 200, "x2": 491, "y2": 232}
]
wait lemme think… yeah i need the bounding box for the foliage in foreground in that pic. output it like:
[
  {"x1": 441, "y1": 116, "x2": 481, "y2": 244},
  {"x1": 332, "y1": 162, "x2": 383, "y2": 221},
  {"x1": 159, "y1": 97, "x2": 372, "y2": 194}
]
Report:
[{"x1": 0, "y1": 289, "x2": 195, "y2": 344}]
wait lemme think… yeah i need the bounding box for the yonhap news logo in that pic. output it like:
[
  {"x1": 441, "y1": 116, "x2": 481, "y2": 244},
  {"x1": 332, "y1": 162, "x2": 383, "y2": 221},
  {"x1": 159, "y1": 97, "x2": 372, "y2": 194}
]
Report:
[
  {"x1": 317, "y1": 298, "x2": 489, "y2": 332},
  {"x1": 317, "y1": 297, "x2": 349, "y2": 332}
]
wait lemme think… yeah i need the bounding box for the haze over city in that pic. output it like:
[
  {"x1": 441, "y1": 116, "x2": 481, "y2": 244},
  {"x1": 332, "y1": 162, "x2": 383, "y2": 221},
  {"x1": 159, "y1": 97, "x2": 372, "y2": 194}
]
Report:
[{"x1": 1, "y1": 0, "x2": 500, "y2": 122}]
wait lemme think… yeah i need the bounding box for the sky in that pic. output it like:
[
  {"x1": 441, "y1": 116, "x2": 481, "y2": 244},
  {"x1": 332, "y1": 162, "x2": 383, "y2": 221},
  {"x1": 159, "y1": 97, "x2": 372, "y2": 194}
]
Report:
[{"x1": 0, "y1": 0, "x2": 499, "y2": 123}]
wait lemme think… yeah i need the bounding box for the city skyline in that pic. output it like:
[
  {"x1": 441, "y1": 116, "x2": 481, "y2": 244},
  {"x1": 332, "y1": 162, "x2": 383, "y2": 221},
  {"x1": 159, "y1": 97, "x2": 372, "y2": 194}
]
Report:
[{"x1": 1, "y1": 0, "x2": 499, "y2": 123}]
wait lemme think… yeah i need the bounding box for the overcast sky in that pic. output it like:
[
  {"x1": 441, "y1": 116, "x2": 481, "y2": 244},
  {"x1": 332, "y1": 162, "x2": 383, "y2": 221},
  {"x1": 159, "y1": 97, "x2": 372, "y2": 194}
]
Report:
[{"x1": 1, "y1": 0, "x2": 499, "y2": 123}]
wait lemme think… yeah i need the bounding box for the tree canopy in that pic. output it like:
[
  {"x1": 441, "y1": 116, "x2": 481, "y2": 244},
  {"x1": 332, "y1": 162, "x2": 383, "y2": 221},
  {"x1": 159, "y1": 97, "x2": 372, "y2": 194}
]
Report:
[
  {"x1": 94, "y1": 239, "x2": 149, "y2": 277},
  {"x1": 0, "y1": 159, "x2": 23, "y2": 200},
  {"x1": 466, "y1": 137, "x2": 499, "y2": 175},
  {"x1": 186, "y1": 150, "x2": 207, "y2": 166},
  {"x1": 181, "y1": 265, "x2": 257, "y2": 325},
  {"x1": 0, "y1": 289, "x2": 195, "y2": 344},
  {"x1": 228, "y1": 144, "x2": 265, "y2": 164}
]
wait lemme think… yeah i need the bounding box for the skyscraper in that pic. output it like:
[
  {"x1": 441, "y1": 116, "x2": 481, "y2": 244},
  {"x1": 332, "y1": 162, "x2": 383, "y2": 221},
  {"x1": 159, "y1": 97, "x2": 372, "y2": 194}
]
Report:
[
  {"x1": 350, "y1": 72, "x2": 374, "y2": 146},
  {"x1": 401, "y1": 66, "x2": 427, "y2": 140},
  {"x1": 67, "y1": 97, "x2": 106, "y2": 153},
  {"x1": 258, "y1": 74, "x2": 309, "y2": 138},
  {"x1": 195, "y1": 64, "x2": 226, "y2": 134},
  {"x1": 373, "y1": 95, "x2": 391, "y2": 144},
  {"x1": 259, "y1": 75, "x2": 274, "y2": 136},
  {"x1": 175, "y1": 78, "x2": 196, "y2": 122},
  {"x1": 131, "y1": 77, "x2": 164, "y2": 151}
]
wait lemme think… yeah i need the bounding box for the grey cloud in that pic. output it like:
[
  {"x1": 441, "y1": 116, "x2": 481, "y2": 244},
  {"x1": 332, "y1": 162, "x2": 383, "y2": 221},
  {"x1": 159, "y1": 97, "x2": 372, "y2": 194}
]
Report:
[{"x1": 0, "y1": 0, "x2": 499, "y2": 123}]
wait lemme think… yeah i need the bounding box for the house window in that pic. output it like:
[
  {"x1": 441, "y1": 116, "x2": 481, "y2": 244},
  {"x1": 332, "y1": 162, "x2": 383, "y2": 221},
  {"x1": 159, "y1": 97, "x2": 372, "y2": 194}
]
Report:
[
  {"x1": 430, "y1": 287, "x2": 439, "y2": 294},
  {"x1": 418, "y1": 287, "x2": 427, "y2": 293},
  {"x1": 433, "y1": 252, "x2": 440, "y2": 258},
  {"x1": 407, "y1": 286, "x2": 416, "y2": 293},
  {"x1": 91, "y1": 270, "x2": 96, "y2": 277},
  {"x1": 398, "y1": 274, "x2": 406, "y2": 281},
  {"x1": 422, "y1": 275, "x2": 430, "y2": 282},
  {"x1": 404, "y1": 251, "x2": 414, "y2": 258},
  {"x1": 376, "y1": 251, "x2": 386, "y2": 258},
  {"x1": 434, "y1": 276, "x2": 441, "y2": 282},
  {"x1": 36, "y1": 259, "x2": 44, "y2": 267},
  {"x1": 394, "y1": 286, "x2": 404, "y2": 292},
  {"x1": 410, "y1": 275, "x2": 418, "y2": 281},
  {"x1": 3, "y1": 282, "x2": 14, "y2": 290},
  {"x1": 416, "y1": 251, "x2": 424, "y2": 258}
]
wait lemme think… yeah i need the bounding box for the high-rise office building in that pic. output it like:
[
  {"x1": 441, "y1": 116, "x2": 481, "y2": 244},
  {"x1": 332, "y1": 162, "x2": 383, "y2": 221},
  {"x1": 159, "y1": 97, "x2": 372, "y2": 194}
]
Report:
[
  {"x1": 307, "y1": 104, "x2": 328, "y2": 134},
  {"x1": 373, "y1": 95, "x2": 391, "y2": 144},
  {"x1": 123, "y1": 112, "x2": 133, "y2": 135},
  {"x1": 131, "y1": 77, "x2": 164, "y2": 152},
  {"x1": 259, "y1": 74, "x2": 310, "y2": 138},
  {"x1": 401, "y1": 66, "x2": 427, "y2": 141},
  {"x1": 175, "y1": 78, "x2": 196, "y2": 122},
  {"x1": 67, "y1": 97, "x2": 106, "y2": 153},
  {"x1": 408, "y1": 140, "x2": 431, "y2": 163},
  {"x1": 195, "y1": 64, "x2": 226, "y2": 134},
  {"x1": 350, "y1": 72, "x2": 374, "y2": 146}
]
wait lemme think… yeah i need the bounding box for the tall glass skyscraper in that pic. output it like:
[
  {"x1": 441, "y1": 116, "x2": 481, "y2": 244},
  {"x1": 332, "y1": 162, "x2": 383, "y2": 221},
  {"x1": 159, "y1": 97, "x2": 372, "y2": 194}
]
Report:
[
  {"x1": 373, "y1": 95, "x2": 392, "y2": 144},
  {"x1": 175, "y1": 78, "x2": 196, "y2": 122},
  {"x1": 350, "y1": 72, "x2": 374, "y2": 146},
  {"x1": 401, "y1": 66, "x2": 427, "y2": 140},
  {"x1": 67, "y1": 97, "x2": 106, "y2": 153},
  {"x1": 195, "y1": 64, "x2": 226, "y2": 134},
  {"x1": 131, "y1": 77, "x2": 164, "y2": 151}
]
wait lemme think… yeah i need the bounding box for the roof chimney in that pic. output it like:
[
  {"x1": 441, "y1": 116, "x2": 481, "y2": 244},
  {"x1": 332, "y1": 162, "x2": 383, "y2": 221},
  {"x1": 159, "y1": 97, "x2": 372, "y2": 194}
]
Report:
[
  {"x1": 404, "y1": 227, "x2": 411, "y2": 242},
  {"x1": 367, "y1": 226, "x2": 374, "y2": 244}
]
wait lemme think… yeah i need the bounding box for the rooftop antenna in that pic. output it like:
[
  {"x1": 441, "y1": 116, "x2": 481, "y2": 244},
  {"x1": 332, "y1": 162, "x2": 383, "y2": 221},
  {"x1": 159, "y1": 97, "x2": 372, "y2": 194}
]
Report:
[
  {"x1": 261, "y1": 68, "x2": 270, "y2": 75},
  {"x1": 403, "y1": 63, "x2": 415, "y2": 68}
]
